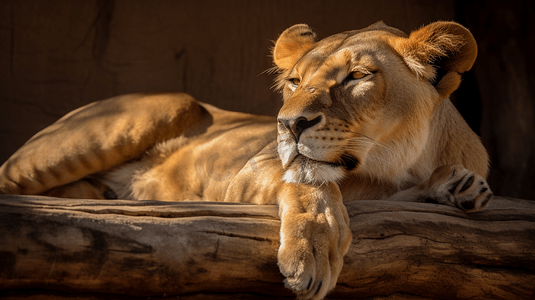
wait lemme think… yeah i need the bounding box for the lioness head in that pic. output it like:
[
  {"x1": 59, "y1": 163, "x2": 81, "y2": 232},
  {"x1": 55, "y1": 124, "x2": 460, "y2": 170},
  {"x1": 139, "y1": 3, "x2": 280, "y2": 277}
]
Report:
[{"x1": 272, "y1": 21, "x2": 477, "y2": 185}]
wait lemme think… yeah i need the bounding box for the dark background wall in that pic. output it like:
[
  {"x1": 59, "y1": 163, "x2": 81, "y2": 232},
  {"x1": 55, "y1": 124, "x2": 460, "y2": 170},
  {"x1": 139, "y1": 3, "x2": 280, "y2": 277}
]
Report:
[{"x1": 1, "y1": 0, "x2": 534, "y2": 199}]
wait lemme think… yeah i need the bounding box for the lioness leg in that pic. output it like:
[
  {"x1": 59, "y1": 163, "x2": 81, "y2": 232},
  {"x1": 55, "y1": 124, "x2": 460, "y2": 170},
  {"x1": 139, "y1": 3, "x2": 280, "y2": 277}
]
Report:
[
  {"x1": 389, "y1": 165, "x2": 493, "y2": 212},
  {"x1": 277, "y1": 182, "x2": 352, "y2": 300}
]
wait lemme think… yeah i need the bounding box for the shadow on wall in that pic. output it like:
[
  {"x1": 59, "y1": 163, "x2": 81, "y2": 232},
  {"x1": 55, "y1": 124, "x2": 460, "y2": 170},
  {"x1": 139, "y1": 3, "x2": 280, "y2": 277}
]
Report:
[
  {"x1": 454, "y1": 0, "x2": 535, "y2": 200},
  {"x1": 0, "y1": 0, "x2": 533, "y2": 199}
]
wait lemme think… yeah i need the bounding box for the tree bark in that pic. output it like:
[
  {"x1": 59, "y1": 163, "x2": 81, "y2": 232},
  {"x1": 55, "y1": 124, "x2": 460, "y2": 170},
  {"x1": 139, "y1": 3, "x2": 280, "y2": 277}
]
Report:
[{"x1": 0, "y1": 195, "x2": 534, "y2": 299}]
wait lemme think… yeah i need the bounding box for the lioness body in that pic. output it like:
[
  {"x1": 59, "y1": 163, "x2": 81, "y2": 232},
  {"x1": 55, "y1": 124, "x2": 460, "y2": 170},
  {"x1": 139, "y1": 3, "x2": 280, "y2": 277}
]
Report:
[
  {"x1": 0, "y1": 93, "x2": 485, "y2": 204},
  {"x1": 0, "y1": 21, "x2": 493, "y2": 300},
  {"x1": 101, "y1": 99, "x2": 278, "y2": 203},
  {"x1": 110, "y1": 94, "x2": 486, "y2": 204}
]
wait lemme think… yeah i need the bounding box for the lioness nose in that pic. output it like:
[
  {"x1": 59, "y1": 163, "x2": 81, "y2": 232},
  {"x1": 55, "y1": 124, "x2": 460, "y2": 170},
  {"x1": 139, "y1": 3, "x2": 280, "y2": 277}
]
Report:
[{"x1": 278, "y1": 115, "x2": 322, "y2": 141}]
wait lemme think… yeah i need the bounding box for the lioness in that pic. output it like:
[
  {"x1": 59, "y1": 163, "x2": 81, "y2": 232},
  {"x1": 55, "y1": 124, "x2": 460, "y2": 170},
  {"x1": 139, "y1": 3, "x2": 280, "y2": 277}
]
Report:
[{"x1": 0, "y1": 21, "x2": 492, "y2": 299}]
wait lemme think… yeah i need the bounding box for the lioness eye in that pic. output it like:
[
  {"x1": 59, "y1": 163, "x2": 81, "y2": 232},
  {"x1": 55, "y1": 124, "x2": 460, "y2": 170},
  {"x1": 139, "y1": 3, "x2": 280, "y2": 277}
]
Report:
[
  {"x1": 290, "y1": 78, "x2": 301, "y2": 86},
  {"x1": 351, "y1": 71, "x2": 366, "y2": 80}
]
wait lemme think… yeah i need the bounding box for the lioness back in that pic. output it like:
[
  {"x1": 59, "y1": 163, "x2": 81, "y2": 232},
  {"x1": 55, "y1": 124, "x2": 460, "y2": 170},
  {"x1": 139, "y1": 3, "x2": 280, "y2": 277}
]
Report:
[{"x1": 102, "y1": 102, "x2": 278, "y2": 202}]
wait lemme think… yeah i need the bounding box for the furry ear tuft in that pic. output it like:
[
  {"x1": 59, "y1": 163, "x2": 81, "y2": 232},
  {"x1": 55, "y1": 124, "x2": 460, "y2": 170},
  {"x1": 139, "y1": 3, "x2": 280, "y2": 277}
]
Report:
[
  {"x1": 394, "y1": 21, "x2": 478, "y2": 98},
  {"x1": 273, "y1": 24, "x2": 317, "y2": 70}
]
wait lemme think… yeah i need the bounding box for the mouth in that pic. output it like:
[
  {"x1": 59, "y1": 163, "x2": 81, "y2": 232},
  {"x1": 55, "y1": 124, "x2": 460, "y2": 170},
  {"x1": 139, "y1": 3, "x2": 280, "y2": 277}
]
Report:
[
  {"x1": 329, "y1": 154, "x2": 359, "y2": 171},
  {"x1": 277, "y1": 139, "x2": 359, "y2": 171},
  {"x1": 298, "y1": 153, "x2": 359, "y2": 171},
  {"x1": 281, "y1": 153, "x2": 359, "y2": 185}
]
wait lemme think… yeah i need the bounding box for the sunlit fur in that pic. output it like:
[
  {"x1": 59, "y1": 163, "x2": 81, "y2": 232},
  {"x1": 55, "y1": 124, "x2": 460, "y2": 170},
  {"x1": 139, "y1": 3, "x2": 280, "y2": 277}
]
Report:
[
  {"x1": 0, "y1": 21, "x2": 491, "y2": 300},
  {"x1": 282, "y1": 156, "x2": 346, "y2": 185}
]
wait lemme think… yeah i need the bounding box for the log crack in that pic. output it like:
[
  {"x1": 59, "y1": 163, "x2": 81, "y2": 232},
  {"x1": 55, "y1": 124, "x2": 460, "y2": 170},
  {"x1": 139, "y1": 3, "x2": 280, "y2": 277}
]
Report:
[
  {"x1": 203, "y1": 230, "x2": 275, "y2": 242},
  {"x1": 356, "y1": 233, "x2": 450, "y2": 244},
  {"x1": 73, "y1": 208, "x2": 281, "y2": 220}
]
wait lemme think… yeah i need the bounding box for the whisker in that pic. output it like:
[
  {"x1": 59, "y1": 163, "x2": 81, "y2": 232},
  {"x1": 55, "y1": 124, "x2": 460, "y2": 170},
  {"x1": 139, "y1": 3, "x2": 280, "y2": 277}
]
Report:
[
  {"x1": 346, "y1": 132, "x2": 395, "y2": 156},
  {"x1": 347, "y1": 131, "x2": 375, "y2": 142},
  {"x1": 258, "y1": 66, "x2": 281, "y2": 77}
]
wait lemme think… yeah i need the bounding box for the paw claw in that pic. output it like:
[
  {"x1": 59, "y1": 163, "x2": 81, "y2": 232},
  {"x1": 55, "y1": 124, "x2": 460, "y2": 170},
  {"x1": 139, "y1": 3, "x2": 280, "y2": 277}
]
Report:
[
  {"x1": 481, "y1": 193, "x2": 493, "y2": 207},
  {"x1": 459, "y1": 175, "x2": 474, "y2": 193},
  {"x1": 315, "y1": 280, "x2": 323, "y2": 296},
  {"x1": 460, "y1": 198, "x2": 475, "y2": 210},
  {"x1": 307, "y1": 277, "x2": 313, "y2": 291}
]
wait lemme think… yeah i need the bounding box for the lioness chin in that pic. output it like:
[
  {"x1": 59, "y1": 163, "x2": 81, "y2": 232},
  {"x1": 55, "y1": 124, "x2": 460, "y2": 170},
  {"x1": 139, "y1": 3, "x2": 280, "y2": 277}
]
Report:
[{"x1": 0, "y1": 21, "x2": 492, "y2": 300}]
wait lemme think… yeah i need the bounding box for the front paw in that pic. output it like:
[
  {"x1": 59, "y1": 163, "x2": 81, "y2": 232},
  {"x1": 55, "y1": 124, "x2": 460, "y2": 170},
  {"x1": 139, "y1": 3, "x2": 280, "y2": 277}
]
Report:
[
  {"x1": 277, "y1": 184, "x2": 351, "y2": 299},
  {"x1": 424, "y1": 164, "x2": 493, "y2": 212}
]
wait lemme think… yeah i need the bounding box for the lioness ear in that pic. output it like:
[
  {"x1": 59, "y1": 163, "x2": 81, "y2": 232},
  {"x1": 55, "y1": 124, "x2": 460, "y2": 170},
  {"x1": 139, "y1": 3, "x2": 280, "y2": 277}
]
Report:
[
  {"x1": 273, "y1": 24, "x2": 317, "y2": 70},
  {"x1": 394, "y1": 21, "x2": 478, "y2": 99}
]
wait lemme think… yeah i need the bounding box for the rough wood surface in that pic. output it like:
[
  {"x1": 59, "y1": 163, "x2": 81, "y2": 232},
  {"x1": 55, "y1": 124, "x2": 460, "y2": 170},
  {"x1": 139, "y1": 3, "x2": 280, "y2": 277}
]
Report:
[{"x1": 1, "y1": 195, "x2": 534, "y2": 299}]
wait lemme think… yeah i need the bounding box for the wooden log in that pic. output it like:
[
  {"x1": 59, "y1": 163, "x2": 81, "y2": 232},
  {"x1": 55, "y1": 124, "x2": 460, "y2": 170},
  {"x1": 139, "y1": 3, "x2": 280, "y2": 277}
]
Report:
[{"x1": 0, "y1": 195, "x2": 534, "y2": 299}]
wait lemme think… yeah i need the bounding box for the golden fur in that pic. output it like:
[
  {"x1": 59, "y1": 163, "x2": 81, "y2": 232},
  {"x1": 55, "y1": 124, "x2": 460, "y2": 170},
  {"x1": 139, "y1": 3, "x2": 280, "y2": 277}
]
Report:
[{"x1": 0, "y1": 21, "x2": 492, "y2": 299}]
